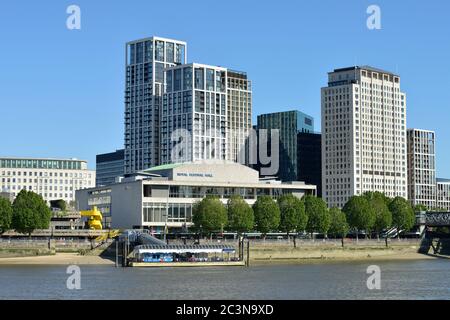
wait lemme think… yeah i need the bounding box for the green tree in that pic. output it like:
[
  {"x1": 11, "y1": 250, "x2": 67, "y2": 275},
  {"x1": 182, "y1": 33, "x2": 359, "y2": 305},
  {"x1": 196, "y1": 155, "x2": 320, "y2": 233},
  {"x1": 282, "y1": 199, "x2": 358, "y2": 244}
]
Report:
[
  {"x1": 252, "y1": 195, "x2": 280, "y2": 236},
  {"x1": 192, "y1": 196, "x2": 228, "y2": 234},
  {"x1": 12, "y1": 190, "x2": 51, "y2": 235},
  {"x1": 50, "y1": 199, "x2": 67, "y2": 212},
  {"x1": 277, "y1": 194, "x2": 307, "y2": 235},
  {"x1": 389, "y1": 197, "x2": 415, "y2": 237},
  {"x1": 0, "y1": 197, "x2": 13, "y2": 234},
  {"x1": 413, "y1": 204, "x2": 427, "y2": 212},
  {"x1": 363, "y1": 192, "x2": 392, "y2": 238},
  {"x1": 303, "y1": 195, "x2": 331, "y2": 236},
  {"x1": 328, "y1": 207, "x2": 349, "y2": 238},
  {"x1": 342, "y1": 195, "x2": 376, "y2": 239},
  {"x1": 227, "y1": 195, "x2": 254, "y2": 233}
]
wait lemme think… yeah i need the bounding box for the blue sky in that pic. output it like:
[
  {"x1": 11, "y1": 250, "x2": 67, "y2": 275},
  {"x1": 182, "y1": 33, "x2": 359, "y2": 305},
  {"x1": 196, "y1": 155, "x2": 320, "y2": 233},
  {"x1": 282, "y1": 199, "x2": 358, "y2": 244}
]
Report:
[{"x1": 0, "y1": 0, "x2": 449, "y2": 177}]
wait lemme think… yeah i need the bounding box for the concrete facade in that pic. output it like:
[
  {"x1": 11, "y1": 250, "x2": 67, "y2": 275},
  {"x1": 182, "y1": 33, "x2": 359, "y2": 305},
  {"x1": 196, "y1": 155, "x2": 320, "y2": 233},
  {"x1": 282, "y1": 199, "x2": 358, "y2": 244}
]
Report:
[{"x1": 76, "y1": 160, "x2": 316, "y2": 231}]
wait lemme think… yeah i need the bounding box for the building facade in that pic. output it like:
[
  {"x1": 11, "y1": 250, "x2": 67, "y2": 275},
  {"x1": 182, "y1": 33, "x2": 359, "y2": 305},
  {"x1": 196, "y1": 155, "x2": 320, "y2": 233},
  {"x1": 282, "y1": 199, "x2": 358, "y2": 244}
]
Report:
[
  {"x1": 297, "y1": 132, "x2": 322, "y2": 197},
  {"x1": 124, "y1": 36, "x2": 187, "y2": 174},
  {"x1": 0, "y1": 157, "x2": 95, "y2": 204},
  {"x1": 96, "y1": 149, "x2": 125, "y2": 187},
  {"x1": 322, "y1": 66, "x2": 407, "y2": 208},
  {"x1": 161, "y1": 63, "x2": 227, "y2": 164},
  {"x1": 76, "y1": 161, "x2": 316, "y2": 231},
  {"x1": 226, "y1": 70, "x2": 252, "y2": 164},
  {"x1": 161, "y1": 64, "x2": 252, "y2": 165},
  {"x1": 436, "y1": 178, "x2": 450, "y2": 212},
  {"x1": 256, "y1": 110, "x2": 314, "y2": 181},
  {"x1": 407, "y1": 129, "x2": 436, "y2": 209}
]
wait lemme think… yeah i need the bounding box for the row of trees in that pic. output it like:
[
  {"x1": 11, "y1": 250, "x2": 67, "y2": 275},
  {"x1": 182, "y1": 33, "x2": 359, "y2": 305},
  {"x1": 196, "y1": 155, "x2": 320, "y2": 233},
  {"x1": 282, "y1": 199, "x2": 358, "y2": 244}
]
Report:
[
  {"x1": 192, "y1": 191, "x2": 416, "y2": 238},
  {"x1": 0, "y1": 190, "x2": 51, "y2": 235}
]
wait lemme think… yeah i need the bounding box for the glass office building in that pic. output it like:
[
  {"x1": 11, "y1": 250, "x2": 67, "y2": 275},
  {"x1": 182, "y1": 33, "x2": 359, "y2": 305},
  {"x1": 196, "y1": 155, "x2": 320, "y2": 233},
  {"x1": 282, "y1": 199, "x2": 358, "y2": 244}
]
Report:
[
  {"x1": 124, "y1": 36, "x2": 187, "y2": 174},
  {"x1": 256, "y1": 110, "x2": 314, "y2": 181},
  {"x1": 96, "y1": 149, "x2": 125, "y2": 187}
]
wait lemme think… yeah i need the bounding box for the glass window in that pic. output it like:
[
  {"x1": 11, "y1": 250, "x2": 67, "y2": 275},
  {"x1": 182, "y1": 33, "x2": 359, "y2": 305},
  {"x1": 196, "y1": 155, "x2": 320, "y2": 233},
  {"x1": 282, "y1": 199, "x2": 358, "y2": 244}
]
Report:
[
  {"x1": 174, "y1": 69, "x2": 182, "y2": 91},
  {"x1": 206, "y1": 69, "x2": 214, "y2": 91},
  {"x1": 175, "y1": 44, "x2": 185, "y2": 64},
  {"x1": 166, "y1": 70, "x2": 173, "y2": 92},
  {"x1": 194, "y1": 68, "x2": 204, "y2": 90},
  {"x1": 183, "y1": 67, "x2": 192, "y2": 90},
  {"x1": 155, "y1": 63, "x2": 164, "y2": 83},
  {"x1": 155, "y1": 40, "x2": 164, "y2": 61},
  {"x1": 144, "y1": 41, "x2": 152, "y2": 62},
  {"x1": 166, "y1": 42, "x2": 174, "y2": 63}
]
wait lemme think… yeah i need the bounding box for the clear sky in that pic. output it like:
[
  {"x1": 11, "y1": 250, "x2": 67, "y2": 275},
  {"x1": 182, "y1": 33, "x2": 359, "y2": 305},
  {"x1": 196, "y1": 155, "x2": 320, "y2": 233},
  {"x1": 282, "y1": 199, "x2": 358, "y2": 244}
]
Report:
[{"x1": 0, "y1": 0, "x2": 449, "y2": 177}]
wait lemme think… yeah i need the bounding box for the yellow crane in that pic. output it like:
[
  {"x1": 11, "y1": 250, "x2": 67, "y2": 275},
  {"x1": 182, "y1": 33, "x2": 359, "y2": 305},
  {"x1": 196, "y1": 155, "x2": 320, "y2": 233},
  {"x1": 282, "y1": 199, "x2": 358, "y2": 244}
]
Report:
[{"x1": 80, "y1": 206, "x2": 103, "y2": 230}]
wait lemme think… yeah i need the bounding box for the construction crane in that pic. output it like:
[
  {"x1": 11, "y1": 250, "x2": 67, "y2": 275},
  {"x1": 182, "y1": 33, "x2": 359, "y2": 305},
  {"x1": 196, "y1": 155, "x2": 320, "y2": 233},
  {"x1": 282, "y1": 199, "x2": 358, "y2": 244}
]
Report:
[{"x1": 80, "y1": 206, "x2": 103, "y2": 230}]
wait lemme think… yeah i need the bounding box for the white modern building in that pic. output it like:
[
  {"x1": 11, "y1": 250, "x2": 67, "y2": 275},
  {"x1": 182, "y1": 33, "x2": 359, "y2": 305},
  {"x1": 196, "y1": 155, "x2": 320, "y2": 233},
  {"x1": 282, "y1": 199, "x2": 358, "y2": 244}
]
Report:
[
  {"x1": 0, "y1": 157, "x2": 95, "y2": 204},
  {"x1": 436, "y1": 178, "x2": 450, "y2": 212},
  {"x1": 321, "y1": 66, "x2": 407, "y2": 208},
  {"x1": 161, "y1": 63, "x2": 252, "y2": 165},
  {"x1": 76, "y1": 160, "x2": 316, "y2": 231},
  {"x1": 407, "y1": 129, "x2": 436, "y2": 209},
  {"x1": 124, "y1": 36, "x2": 187, "y2": 174}
]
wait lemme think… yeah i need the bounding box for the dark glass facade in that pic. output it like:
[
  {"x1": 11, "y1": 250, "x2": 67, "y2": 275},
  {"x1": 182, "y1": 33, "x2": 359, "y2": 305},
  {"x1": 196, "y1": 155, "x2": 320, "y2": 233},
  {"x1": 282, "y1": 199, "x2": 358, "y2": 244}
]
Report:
[
  {"x1": 96, "y1": 149, "x2": 125, "y2": 186},
  {"x1": 297, "y1": 132, "x2": 322, "y2": 197},
  {"x1": 256, "y1": 110, "x2": 314, "y2": 182}
]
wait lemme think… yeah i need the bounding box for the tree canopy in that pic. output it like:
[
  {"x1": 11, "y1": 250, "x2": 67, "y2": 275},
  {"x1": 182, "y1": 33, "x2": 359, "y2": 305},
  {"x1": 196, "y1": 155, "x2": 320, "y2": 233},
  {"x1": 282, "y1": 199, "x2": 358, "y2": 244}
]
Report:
[
  {"x1": 227, "y1": 195, "x2": 254, "y2": 233},
  {"x1": 192, "y1": 196, "x2": 228, "y2": 234},
  {"x1": 342, "y1": 195, "x2": 376, "y2": 234},
  {"x1": 12, "y1": 190, "x2": 51, "y2": 235},
  {"x1": 303, "y1": 195, "x2": 330, "y2": 235},
  {"x1": 277, "y1": 194, "x2": 307, "y2": 234},
  {"x1": 252, "y1": 195, "x2": 280, "y2": 235},
  {"x1": 363, "y1": 191, "x2": 392, "y2": 234},
  {"x1": 0, "y1": 197, "x2": 13, "y2": 234},
  {"x1": 328, "y1": 207, "x2": 349, "y2": 238},
  {"x1": 389, "y1": 197, "x2": 415, "y2": 232}
]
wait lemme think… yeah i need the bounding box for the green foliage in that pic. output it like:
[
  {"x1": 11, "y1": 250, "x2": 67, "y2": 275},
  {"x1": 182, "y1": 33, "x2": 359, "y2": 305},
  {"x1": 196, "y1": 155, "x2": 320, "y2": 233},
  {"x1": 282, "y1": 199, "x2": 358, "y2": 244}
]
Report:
[
  {"x1": 343, "y1": 195, "x2": 376, "y2": 233},
  {"x1": 50, "y1": 199, "x2": 67, "y2": 212},
  {"x1": 252, "y1": 195, "x2": 280, "y2": 234},
  {"x1": 303, "y1": 195, "x2": 330, "y2": 234},
  {"x1": 11, "y1": 190, "x2": 52, "y2": 235},
  {"x1": 363, "y1": 192, "x2": 392, "y2": 233},
  {"x1": 227, "y1": 195, "x2": 254, "y2": 233},
  {"x1": 389, "y1": 197, "x2": 415, "y2": 232},
  {"x1": 328, "y1": 207, "x2": 349, "y2": 238},
  {"x1": 413, "y1": 204, "x2": 428, "y2": 212},
  {"x1": 277, "y1": 194, "x2": 307, "y2": 233},
  {"x1": 192, "y1": 196, "x2": 228, "y2": 234},
  {"x1": 0, "y1": 197, "x2": 13, "y2": 234}
]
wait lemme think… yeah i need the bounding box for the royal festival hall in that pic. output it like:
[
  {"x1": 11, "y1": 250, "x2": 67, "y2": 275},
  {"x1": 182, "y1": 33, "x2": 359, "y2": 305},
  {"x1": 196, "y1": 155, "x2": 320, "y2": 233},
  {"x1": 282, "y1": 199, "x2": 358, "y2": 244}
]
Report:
[{"x1": 75, "y1": 160, "x2": 316, "y2": 231}]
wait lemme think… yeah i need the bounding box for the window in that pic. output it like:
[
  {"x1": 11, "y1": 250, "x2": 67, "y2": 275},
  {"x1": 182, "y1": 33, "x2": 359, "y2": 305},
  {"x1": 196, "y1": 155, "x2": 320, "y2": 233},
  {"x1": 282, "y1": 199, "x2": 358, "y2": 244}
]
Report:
[
  {"x1": 183, "y1": 67, "x2": 192, "y2": 90},
  {"x1": 194, "y1": 68, "x2": 204, "y2": 90},
  {"x1": 174, "y1": 69, "x2": 182, "y2": 91},
  {"x1": 155, "y1": 41, "x2": 164, "y2": 61},
  {"x1": 206, "y1": 69, "x2": 214, "y2": 91},
  {"x1": 166, "y1": 42, "x2": 174, "y2": 63}
]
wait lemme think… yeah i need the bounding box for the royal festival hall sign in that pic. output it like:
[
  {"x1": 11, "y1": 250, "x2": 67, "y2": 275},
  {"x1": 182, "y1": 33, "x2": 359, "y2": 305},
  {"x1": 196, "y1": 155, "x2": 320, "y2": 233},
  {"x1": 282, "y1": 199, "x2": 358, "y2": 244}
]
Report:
[{"x1": 176, "y1": 172, "x2": 214, "y2": 178}]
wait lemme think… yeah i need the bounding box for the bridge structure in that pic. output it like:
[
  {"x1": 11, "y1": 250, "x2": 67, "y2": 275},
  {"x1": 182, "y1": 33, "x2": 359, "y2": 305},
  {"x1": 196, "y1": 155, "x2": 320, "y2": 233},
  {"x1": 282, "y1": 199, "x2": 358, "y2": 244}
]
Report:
[{"x1": 417, "y1": 212, "x2": 450, "y2": 255}]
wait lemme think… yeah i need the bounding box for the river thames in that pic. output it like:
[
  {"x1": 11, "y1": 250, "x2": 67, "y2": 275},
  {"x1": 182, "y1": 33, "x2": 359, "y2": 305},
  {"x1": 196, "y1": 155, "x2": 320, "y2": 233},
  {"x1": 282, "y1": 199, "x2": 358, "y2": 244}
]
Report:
[{"x1": 0, "y1": 259, "x2": 449, "y2": 299}]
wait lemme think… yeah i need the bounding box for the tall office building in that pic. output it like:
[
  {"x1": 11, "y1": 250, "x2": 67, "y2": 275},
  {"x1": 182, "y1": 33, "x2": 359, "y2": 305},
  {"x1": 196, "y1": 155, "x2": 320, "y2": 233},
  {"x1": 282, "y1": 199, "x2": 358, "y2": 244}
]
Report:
[
  {"x1": 124, "y1": 36, "x2": 187, "y2": 174},
  {"x1": 322, "y1": 66, "x2": 407, "y2": 208},
  {"x1": 407, "y1": 129, "x2": 436, "y2": 209},
  {"x1": 96, "y1": 149, "x2": 125, "y2": 186},
  {"x1": 257, "y1": 110, "x2": 314, "y2": 181},
  {"x1": 226, "y1": 70, "x2": 252, "y2": 163},
  {"x1": 297, "y1": 132, "x2": 322, "y2": 197},
  {"x1": 436, "y1": 178, "x2": 450, "y2": 212},
  {"x1": 161, "y1": 63, "x2": 252, "y2": 164},
  {"x1": 0, "y1": 157, "x2": 95, "y2": 203}
]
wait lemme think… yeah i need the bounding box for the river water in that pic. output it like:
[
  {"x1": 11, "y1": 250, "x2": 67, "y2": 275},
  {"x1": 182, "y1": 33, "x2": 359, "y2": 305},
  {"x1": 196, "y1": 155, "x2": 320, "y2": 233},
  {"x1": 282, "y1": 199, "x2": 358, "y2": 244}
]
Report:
[{"x1": 0, "y1": 259, "x2": 449, "y2": 299}]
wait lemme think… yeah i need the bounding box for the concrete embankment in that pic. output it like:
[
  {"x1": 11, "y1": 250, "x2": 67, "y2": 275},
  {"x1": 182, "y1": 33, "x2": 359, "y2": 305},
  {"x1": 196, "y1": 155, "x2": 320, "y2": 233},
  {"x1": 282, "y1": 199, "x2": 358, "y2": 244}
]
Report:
[{"x1": 247, "y1": 239, "x2": 434, "y2": 264}]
